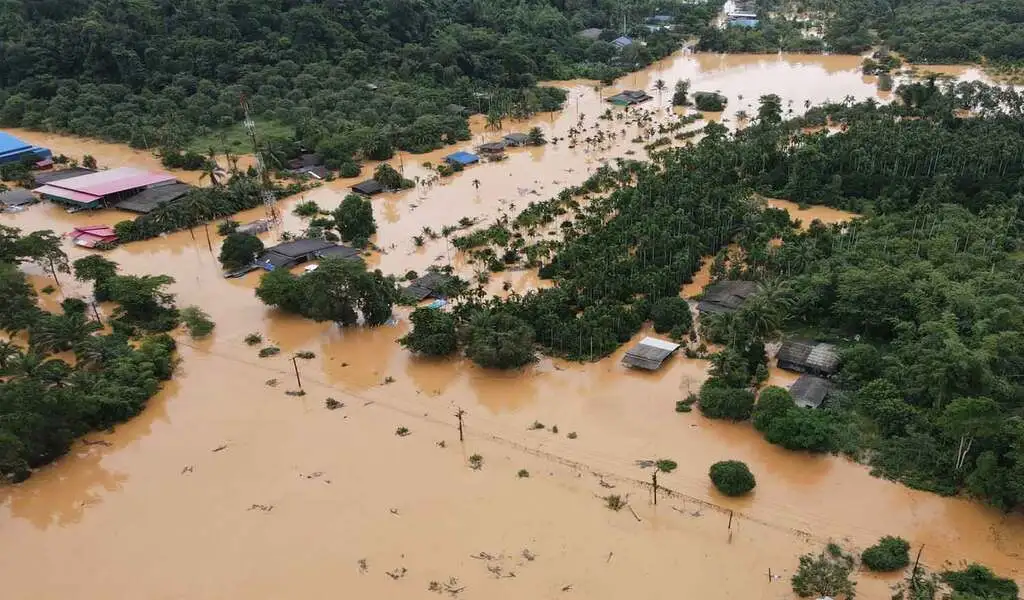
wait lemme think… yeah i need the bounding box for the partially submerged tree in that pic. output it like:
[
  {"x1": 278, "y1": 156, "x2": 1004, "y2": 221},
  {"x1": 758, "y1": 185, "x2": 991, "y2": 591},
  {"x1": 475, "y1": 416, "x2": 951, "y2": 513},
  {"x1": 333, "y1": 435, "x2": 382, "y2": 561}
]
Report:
[
  {"x1": 333, "y1": 193, "x2": 377, "y2": 247},
  {"x1": 861, "y1": 536, "x2": 910, "y2": 572},
  {"x1": 465, "y1": 313, "x2": 535, "y2": 369},
  {"x1": 709, "y1": 460, "x2": 756, "y2": 496},
  {"x1": 218, "y1": 232, "x2": 265, "y2": 271},
  {"x1": 791, "y1": 546, "x2": 856, "y2": 599},
  {"x1": 399, "y1": 308, "x2": 458, "y2": 356}
]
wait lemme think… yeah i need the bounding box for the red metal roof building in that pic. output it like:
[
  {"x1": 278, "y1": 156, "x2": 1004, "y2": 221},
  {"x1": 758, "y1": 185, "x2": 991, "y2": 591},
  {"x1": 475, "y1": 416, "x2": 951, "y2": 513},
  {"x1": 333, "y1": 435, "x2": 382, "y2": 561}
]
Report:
[
  {"x1": 34, "y1": 167, "x2": 177, "y2": 210},
  {"x1": 69, "y1": 226, "x2": 118, "y2": 249}
]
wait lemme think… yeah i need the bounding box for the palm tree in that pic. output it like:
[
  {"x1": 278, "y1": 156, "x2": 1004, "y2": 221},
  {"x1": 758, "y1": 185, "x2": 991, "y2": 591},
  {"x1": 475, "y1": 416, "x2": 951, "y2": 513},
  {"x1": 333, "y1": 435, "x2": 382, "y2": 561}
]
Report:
[
  {"x1": 527, "y1": 126, "x2": 546, "y2": 146},
  {"x1": 485, "y1": 111, "x2": 503, "y2": 131},
  {"x1": 653, "y1": 79, "x2": 666, "y2": 107}
]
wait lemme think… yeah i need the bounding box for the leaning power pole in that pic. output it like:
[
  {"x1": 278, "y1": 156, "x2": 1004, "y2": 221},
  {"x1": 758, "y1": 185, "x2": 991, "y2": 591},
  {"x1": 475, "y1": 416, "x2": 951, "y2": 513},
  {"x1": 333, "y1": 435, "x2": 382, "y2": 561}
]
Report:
[{"x1": 240, "y1": 96, "x2": 278, "y2": 222}]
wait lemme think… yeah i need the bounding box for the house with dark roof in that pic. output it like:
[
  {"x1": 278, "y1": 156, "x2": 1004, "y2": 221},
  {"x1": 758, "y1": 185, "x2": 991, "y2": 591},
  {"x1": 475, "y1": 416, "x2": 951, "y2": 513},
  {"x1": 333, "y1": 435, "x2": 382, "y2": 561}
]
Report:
[
  {"x1": 776, "y1": 340, "x2": 840, "y2": 377},
  {"x1": 503, "y1": 133, "x2": 531, "y2": 147},
  {"x1": 352, "y1": 179, "x2": 384, "y2": 196},
  {"x1": 788, "y1": 375, "x2": 831, "y2": 409},
  {"x1": 287, "y1": 154, "x2": 322, "y2": 170},
  {"x1": 0, "y1": 189, "x2": 37, "y2": 208},
  {"x1": 622, "y1": 337, "x2": 681, "y2": 370},
  {"x1": 403, "y1": 272, "x2": 453, "y2": 301},
  {"x1": 257, "y1": 239, "x2": 360, "y2": 271},
  {"x1": 477, "y1": 141, "x2": 507, "y2": 155},
  {"x1": 696, "y1": 280, "x2": 759, "y2": 314},
  {"x1": 115, "y1": 182, "x2": 192, "y2": 214},
  {"x1": 444, "y1": 151, "x2": 480, "y2": 167},
  {"x1": 606, "y1": 90, "x2": 653, "y2": 106}
]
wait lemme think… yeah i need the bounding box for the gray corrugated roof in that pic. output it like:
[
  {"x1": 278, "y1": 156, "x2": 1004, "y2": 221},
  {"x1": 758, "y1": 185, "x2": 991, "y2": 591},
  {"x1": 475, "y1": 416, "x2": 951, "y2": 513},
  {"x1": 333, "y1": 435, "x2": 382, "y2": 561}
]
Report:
[
  {"x1": 777, "y1": 340, "x2": 839, "y2": 375},
  {"x1": 403, "y1": 272, "x2": 451, "y2": 300},
  {"x1": 622, "y1": 338, "x2": 679, "y2": 370},
  {"x1": 264, "y1": 238, "x2": 336, "y2": 258},
  {"x1": 789, "y1": 375, "x2": 831, "y2": 409},
  {"x1": 352, "y1": 179, "x2": 384, "y2": 195},
  {"x1": 115, "y1": 182, "x2": 192, "y2": 213},
  {"x1": 33, "y1": 167, "x2": 97, "y2": 185},
  {"x1": 317, "y1": 245, "x2": 361, "y2": 261},
  {"x1": 0, "y1": 189, "x2": 37, "y2": 206},
  {"x1": 697, "y1": 280, "x2": 759, "y2": 314}
]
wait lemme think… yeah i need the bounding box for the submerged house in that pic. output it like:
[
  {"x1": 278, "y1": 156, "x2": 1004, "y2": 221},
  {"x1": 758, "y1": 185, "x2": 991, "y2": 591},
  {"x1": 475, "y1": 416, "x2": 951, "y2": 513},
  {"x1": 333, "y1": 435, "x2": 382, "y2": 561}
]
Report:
[
  {"x1": 0, "y1": 132, "x2": 51, "y2": 166},
  {"x1": 287, "y1": 153, "x2": 322, "y2": 170},
  {"x1": 477, "y1": 141, "x2": 507, "y2": 155},
  {"x1": 788, "y1": 375, "x2": 831, "y2": 409},
  {"x1": 403, "y1": 272, "x2": 453, "y2": 301},
  {"x1": 607, "y1": 90, "x2": 653, "y2": 106},
  {"x1": 70, "y1": 226, "x2": 118, "y2": 249},
  {"x1": 622, "y1": 337, "x2": 681, "y2": 370},
  {"x1": 444, "y1": 151, "x2": 480, "y2": 167},
  {"x1": 504, "y1": 132, "x2": 531, "y2": 147},
  {"x1": 115, "y1": 182, "x2": 191, "y2": 214},
  {"x1": 352, "y1": 179, "x2": 384, "y2": 196},
  {"x1": 34, "y1": 167, "x2": 178, "y2": 210},
  {"x1": 33, "y1": 167, "x2": 97, "y2": 185},
  {"x1": 257, "y1": 239, "x2": 360, "y2": 271},
  {"x1": 0, "y1": 189, "x2": 37, "y2": 209},
  {"x1": 776, "y1": 340, "x2": 839, "y2": 377},
  {"x1": 696, "y1": 280, "x2": 759, "y2": 314}
]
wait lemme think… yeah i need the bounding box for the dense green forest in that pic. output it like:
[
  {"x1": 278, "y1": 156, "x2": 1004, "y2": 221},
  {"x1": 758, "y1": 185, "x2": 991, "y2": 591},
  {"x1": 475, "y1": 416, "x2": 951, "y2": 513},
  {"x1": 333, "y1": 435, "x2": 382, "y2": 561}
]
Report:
[
  {"x1": 0, "y1": 231, "x2": 181, "y2": 481},
  {"x1": 0, "y1": 0, "x2": 717, "y2": 164},
  {"x1": 408, "y1": 80, "x2": 1024, "y2": 509},
  {"x1": 822, "y1": 0, "x2": 1024, "y2": 63},
  {"x1": 697, "y1": 0, "x2": 1023, "y2": 69}
]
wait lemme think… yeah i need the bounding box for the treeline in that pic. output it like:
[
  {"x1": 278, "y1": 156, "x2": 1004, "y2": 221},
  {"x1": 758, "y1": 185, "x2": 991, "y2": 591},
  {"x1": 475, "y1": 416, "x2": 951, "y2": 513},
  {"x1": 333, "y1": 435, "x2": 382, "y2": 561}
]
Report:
[
  {"x1": 0, "y1": 0, "x2": 717, "y2": 164},
  {"x1": 0, "y1": 227, "x2": 183, "y2": 481},
  {"x1": 822, "y1": 0, "x2": 1024, "y2": 63}
]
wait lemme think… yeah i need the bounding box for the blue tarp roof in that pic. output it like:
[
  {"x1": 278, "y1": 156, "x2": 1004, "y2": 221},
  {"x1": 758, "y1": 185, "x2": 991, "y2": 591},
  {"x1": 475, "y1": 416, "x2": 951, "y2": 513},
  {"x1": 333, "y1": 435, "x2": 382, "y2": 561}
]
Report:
[
  {"x1": 0, "y1": 132, "x2": 32, "y2": 156},
  {"x1": 445, "y1": 151, "x2": 479, "y2": 166},
  {"x1": 729, "y1": 18, "x2": 759, "y2": 27}
]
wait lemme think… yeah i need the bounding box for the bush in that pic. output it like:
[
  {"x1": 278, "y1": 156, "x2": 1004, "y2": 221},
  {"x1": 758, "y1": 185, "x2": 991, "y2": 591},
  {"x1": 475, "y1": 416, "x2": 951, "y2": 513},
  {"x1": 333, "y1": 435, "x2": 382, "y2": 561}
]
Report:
[
  {"x1": 244, "y1": 332, "x2": 262, "y2": 345},
  {"x1": 650, "y1": 297, "x2": 692, "y2": 334},
  {"x1": 217, "y1": 219, "x2": 239, "y2": 236},
  {"x1": 763, "y1": 408, "x2": 839, "y2": 453},
  {"x1": 699, "y1": 381, "x2": 754, "y2": 421},
  {"x1": 861, "y1": 536, "x2": 910, "y2": 572},
  {"x1": 752, "y1": 386, "x2": 796, "y2": 432},
  {"x1": 465, "y1": 313, "x2": 535, "y2": 369},
  {"x1": 258, "y1": 346, "x2": 280, "y2": 357},
  {"x1": 693, "y1": 91, "x2": 727, "y2": 112},
  {"x1": 180, "y1": 305, "x2": 215, "y2": 338},
  {"x1": 517, "y1": 469, "x2": 530, "y2": 478},
  {"x1": 942, "y1": 564, "x2": 1019, "y2": 600},
  {"x1": 218, "y1": 232, "x2": 264, "y2": 270},
  {"x1": 791, "y1": 548, "x2": 856, "y2": 599},
  {"x1": 292, "y1": 200, "x2": 321, "y2": 217},
  {"x1": 709, "y1": 460, "x2": 756, "y2": 496},
  {"x1": 399, "y1": 307, "x2": 458, "y2": 356},
  {"x1": 338, "y1": 162, "x2": 361, "y2": 178}
]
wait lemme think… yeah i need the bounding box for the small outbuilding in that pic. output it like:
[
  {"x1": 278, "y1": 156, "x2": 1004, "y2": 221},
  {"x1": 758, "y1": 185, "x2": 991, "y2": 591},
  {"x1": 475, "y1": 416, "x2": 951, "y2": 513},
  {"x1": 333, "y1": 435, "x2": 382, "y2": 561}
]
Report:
[
  {"x1": 612, "y1": 36, "x2": 634, "y2": 49},
  {"x1": 622, "y1": 337, "x2": 681, "y2": 370},
  {"x1": 287, "y1": 154, "x2": 322, "y2": 170},
  {"x1": 776, "y1": 340, "x2": 840, "y2": 377},
  {"x1": 352, "y1": 179, "x2": 384, "y2": 196},
  {"x1": 403, "y1": 272, "x2": 453, "y2": 301},
  {"x1": 696, "y1": 280, "x2": 759, "y2": 314},
  {"x1": 0, "y1": 189, "x2": 37, "y2": 208},
  {"x1": 578, "y1": 28, "x2": 603, "y2": 40},
  {"x1": 115, "y1": 182, "x2": 191, "y2": 214},
  {"x1": 477, "y1": 141, "x2": 507, "y2": 155},
  {"x1": 607, "y1": 90, "x2": 653, "y2": 106},
  {"x1": 444, "y1": 151, "x2": 480, "y2": 167},
  {"x1": 257, "y1": 239, "x2": 360, "y2": 271},
  {"x1": 503, "y1": 133, "x2": 530, "y2": 147},
  {"x1": 70, "y1": 226, "x2": 118, "y2": 249},
  {"x1": 788, "y1": 375, "x2": 831, "y2": 409}
]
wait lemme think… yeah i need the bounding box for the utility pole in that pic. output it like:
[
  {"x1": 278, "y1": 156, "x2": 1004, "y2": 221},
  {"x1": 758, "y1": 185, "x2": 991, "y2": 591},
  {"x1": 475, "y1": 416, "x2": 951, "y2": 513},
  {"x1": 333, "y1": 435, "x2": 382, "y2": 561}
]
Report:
[
  {"x1": 291, "y1": 356, "x2": 303, "y2": 391},
  {"x1": 455, "y1": 407, "x2": 465, "y2": 442},
  {"x1": 241, "y1": 95, "x2": 278, "y2": 222},
  {"x1": 652, "y1": 469, "x2": 658, "y2": 505}
]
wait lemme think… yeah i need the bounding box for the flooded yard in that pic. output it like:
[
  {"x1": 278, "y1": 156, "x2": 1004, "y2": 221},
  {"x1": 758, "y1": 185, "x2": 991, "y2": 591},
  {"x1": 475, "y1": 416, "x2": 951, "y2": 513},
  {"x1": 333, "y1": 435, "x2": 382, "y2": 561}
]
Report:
[{"x1": 1, "y1": 50, "x2": 1021, "y2": 599}]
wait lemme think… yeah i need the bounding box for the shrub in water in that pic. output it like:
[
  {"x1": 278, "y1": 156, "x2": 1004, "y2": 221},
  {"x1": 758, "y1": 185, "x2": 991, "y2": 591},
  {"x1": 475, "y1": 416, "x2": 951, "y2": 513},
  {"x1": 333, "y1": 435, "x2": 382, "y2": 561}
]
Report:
[
  {"x1": 861, "y1": 536, "x2": 910, "y2": 572},
  {"x1": 709, "y1": 460, "x2": 756, "y2": 496}
]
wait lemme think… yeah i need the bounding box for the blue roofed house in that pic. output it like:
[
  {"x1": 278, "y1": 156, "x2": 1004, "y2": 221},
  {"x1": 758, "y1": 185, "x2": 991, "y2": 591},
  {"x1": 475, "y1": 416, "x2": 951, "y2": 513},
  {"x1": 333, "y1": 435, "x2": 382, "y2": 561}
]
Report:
[
  {"x1": 444, "y1": 151, "x2": 480, "y2": 167},
  {"x1": 612, "y1": 36, "x2": 634, "y2": 49},
  {"x1": 0, "y1": 132, "x2": 51, "y2": 166}
]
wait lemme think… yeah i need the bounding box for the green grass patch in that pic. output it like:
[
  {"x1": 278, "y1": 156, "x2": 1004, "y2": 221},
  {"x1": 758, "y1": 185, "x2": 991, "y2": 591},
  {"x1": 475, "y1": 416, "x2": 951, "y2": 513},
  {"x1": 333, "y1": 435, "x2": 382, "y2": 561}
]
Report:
[{"x1": 187, "y1": 119, "x2": 294, "y2": 154}]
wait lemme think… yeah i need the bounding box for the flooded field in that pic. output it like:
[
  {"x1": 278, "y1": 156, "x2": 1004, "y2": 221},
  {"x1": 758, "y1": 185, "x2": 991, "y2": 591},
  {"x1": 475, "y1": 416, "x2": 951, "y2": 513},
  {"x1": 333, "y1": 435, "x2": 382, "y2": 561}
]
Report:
[{"x1": 1, "y1": 51, "x2": 1021, "y2": 599}]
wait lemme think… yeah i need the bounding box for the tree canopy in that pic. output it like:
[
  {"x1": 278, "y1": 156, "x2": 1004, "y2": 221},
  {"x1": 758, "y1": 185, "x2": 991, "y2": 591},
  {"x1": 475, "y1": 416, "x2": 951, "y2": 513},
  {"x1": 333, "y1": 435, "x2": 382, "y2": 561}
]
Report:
[{"x1": 255, "y1": 258, "x2": 396, "y2": 326}]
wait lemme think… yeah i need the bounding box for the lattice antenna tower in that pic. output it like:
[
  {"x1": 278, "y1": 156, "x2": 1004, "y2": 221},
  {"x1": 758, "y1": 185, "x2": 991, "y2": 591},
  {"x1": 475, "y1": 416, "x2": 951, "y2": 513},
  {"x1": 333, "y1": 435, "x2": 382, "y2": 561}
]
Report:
[{"x1": 240, "y1": 95, "x2": 278, "y2": 221}]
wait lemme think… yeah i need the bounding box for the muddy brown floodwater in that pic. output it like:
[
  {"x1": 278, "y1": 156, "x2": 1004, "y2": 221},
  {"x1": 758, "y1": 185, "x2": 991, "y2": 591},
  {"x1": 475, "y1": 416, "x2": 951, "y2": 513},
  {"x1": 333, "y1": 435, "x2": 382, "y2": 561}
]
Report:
[{"x1": 1, "y1": 51, "x2": 1021, "y2": 600}]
